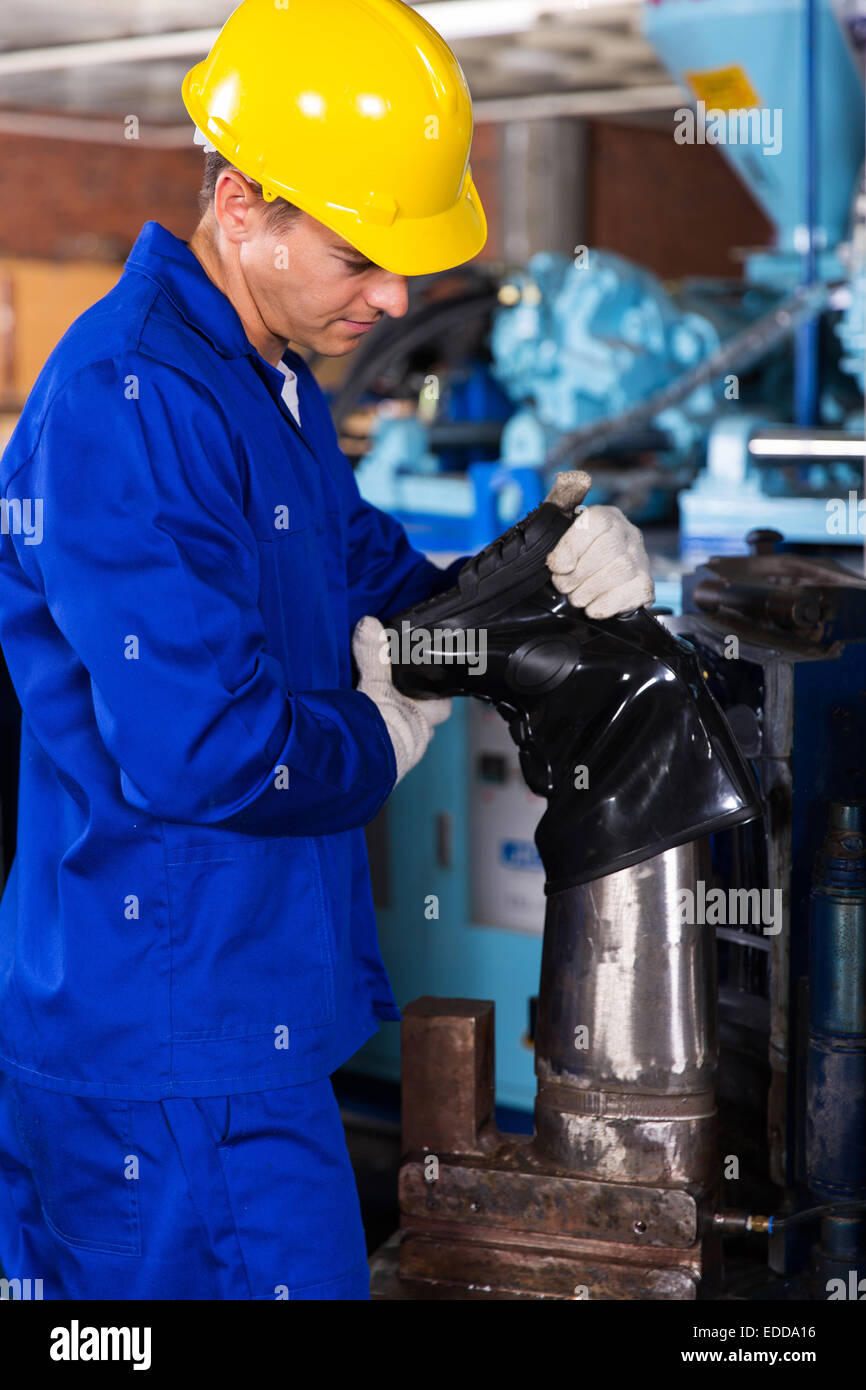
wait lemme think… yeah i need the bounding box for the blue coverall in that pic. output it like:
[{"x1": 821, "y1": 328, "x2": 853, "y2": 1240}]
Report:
[{"x1": 0, "y1": 220, "x2": 469, "y2": 1298}]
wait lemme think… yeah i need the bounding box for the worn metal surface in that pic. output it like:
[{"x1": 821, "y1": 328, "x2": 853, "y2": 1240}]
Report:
[
  {"x1": 531, "y1": 1107, "x2": 717, "y2": 1187},
  {"x1": 397, "y1": 1227, "x2": 704, "y2": 1300},
  {"x1": 400, "y1": 998, "x2": 496, "y2": 1157},
  {"x1": 372, "y1": 1227, "x2": 714, "y2": 1301},
  {"x1": 375, "y1": 993, "x2": 720, "y2": 1300},
  {"x1": 378, "y1": 832, "x2": 730, "y2": 1297},
  {"x1": 535, "y1": 842, "x2": 716, "y2": 1095},
  {"x1": 400, "y1": 1153, "x2": 699, "y2": 1246},
  {"x1": 532, "y1": 842, "x2": 719, "y2": 1188}
]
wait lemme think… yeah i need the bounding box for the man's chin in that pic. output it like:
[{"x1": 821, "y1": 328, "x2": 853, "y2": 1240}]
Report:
[
  {"x1": 288, "y1": 325, "x2": 368, "y2": 358},
  {"x1": 318, "y1": 328, "x2": 367, "y2": 357}
]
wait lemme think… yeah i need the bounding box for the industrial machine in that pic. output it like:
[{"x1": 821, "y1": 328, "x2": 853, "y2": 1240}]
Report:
[
  {"x1": 675, "y1": 534, "x2": 866, "y2": 1294},
  {"x1": 366, "y1": 493, "x2": 866, "y2": 1300},
  {"x1": 352, "y1": 248, "x2": 724, "y2": 540},
  {"x1": 647, "y1": 0, "x2": 866, "y2": 558},
  {"x1": 350, "y1": 0, "x2": 866, "y2": 1128},
  {"x1": 335, "y1": 0, "x2": 864, "y2": 566}
]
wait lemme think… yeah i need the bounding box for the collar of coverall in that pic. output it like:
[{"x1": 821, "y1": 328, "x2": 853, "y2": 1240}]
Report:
[
  {"x1": 125, "y1": 219, "x2": 278, "y2": 364},
  {"x1": 124, "y1": 220, "x2": 306, "y2": 431}
]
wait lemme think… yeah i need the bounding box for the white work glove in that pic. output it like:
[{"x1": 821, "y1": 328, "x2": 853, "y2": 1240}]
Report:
[
  {"x1": 352, "y1": 615, "x2": 452, "y2": 786},
  {"x1": 543, "y1": 470, "x2": 654, "y2": 620}
]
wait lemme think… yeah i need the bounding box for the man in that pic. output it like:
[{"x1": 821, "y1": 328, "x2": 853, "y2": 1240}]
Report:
[{"x1": 0, "y1": 0, "x2": 652, "y2": 1300}]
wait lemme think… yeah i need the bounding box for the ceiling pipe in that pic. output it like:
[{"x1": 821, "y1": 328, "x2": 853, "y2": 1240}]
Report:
[{"x1": 0, "y1": 0, "x2": 640, "y2": 76}]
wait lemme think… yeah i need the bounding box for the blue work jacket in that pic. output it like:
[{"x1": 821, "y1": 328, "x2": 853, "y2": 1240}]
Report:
[{"x1": 0, "y1": 221, "x2": 468, "y2": 1099}]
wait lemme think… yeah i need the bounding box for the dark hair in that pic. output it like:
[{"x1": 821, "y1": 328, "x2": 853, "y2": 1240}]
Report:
[{"x1": 197, "y1": 150, "x2": 303, "y2": 231}]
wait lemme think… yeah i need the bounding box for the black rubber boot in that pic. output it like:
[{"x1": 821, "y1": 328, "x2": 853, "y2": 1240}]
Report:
[{"x1": 382, "y1": 500, "x2": 761, "y2": 891}]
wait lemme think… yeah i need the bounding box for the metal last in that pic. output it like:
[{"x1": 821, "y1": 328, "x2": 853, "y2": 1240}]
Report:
[{"x1": 368, "y1": 495, "x2": 761, "y2": 1299}]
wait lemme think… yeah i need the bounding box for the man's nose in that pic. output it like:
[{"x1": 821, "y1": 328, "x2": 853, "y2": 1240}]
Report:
[{"x1": 366, "y1": 272, "x2": 409, "y2": 320}]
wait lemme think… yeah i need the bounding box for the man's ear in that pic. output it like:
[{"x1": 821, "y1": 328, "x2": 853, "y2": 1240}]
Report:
[{"x1": 213, "y1": 168, "x2": 261, "y2": 242}]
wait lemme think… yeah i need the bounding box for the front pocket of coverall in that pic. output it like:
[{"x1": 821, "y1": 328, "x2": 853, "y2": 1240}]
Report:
[
  {"x1": 165, "y1": 836, "x2": 336, "y2": 1040},
  {"x1": 9, "y1": 1082, "x2": 141, "y2": 1256}
]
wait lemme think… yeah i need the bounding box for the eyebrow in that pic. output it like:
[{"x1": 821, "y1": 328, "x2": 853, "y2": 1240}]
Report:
[{"x1": 331, "y1": 245, "x2": 374, "y2": 265}]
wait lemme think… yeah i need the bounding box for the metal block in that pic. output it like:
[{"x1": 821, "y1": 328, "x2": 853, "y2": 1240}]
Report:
[{"x1": 400, "y1": 997, "x2": 495, "y2": 1156}]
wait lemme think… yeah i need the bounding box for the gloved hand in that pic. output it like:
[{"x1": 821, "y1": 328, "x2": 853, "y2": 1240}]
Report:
[
  {"x1": 543, "y1": 469, "x2": 654, "y2": 619},
  {"x1": 352, "y1": 615, "x2": 452, "y2": 785}
]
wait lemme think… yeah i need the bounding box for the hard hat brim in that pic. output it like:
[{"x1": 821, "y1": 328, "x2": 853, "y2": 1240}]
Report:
[{"x1": 285, "y1": 176, "x2": 489, "y2": 277}]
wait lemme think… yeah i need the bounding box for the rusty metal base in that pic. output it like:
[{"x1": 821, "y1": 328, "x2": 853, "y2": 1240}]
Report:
[{"x1": 368, "y1": 998, "x2": 721, "y2": 1301}]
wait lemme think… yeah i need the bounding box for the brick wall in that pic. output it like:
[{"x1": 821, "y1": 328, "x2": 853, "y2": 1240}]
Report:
[
  {"x1": 0, "y1": 134, "x2": 204, "y2": 261},
  {"x1": 0, "y1": 118, "x2": 772, "y2": 274},
  {"x1": 588, "y1": 120, "x2": 774, "y2": 278}
]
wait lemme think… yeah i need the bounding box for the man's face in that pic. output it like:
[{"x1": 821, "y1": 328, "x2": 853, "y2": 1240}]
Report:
[{"x1": 239, "y1": 203, "x2": 409, "y2": 356}]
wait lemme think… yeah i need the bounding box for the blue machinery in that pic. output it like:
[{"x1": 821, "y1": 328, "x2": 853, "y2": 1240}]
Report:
[
  {"x1": 649, "y1": 0, "x2": 866, "y2": 555},
  {"x1": 352, "y1": 0, "x2": 864, "y2": 566}
]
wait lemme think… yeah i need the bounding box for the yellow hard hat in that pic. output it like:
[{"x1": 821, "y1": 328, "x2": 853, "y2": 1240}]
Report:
[{"x1": 182, "y1": 0, "x2": 488, "y2": 276}]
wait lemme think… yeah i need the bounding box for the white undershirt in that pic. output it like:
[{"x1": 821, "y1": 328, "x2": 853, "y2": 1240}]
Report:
[{"x1": 275, "y1": 360, "x2": 301, "y2": 428}]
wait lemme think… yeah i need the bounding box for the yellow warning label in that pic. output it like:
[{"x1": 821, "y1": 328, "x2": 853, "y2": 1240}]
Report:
[{"x1": 685, "y1": 65, "x2": 762, "y2": 110}]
